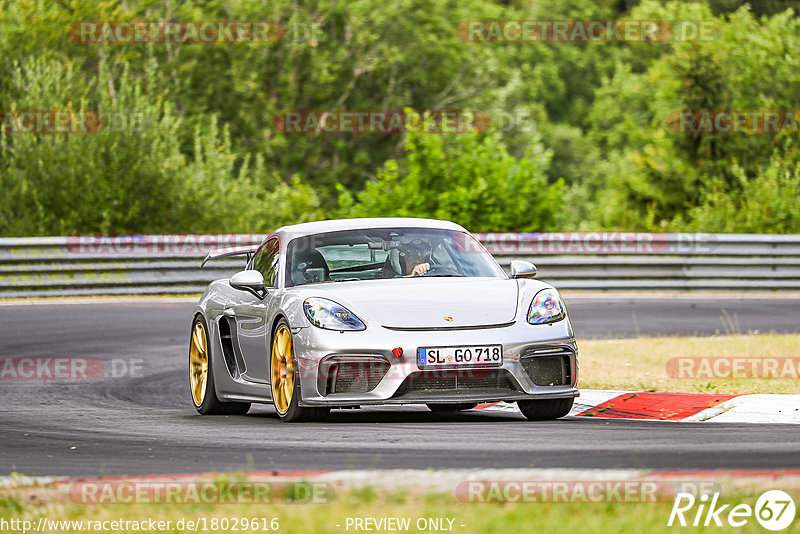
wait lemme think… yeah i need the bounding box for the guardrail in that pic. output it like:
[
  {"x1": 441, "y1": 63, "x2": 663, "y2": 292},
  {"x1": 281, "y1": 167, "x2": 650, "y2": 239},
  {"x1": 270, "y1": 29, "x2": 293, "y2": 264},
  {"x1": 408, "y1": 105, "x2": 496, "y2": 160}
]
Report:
[{"x1": 0, "y1": 233, "x2": 798, "y2": 297}]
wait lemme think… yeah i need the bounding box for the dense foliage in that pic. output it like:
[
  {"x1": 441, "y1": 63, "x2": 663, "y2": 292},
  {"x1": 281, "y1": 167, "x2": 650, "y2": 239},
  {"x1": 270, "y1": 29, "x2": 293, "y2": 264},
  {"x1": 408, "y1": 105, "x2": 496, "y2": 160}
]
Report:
[{"x1": 0, "y1": 0, "x2": 798, "y2": 235}]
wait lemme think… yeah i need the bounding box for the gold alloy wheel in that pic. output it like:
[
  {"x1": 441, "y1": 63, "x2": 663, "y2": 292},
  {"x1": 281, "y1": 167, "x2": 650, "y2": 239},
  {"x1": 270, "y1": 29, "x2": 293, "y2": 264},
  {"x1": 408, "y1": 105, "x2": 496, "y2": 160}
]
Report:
[
  {"x1": 271, "y1": 324, "x2": 295, "y2": 415},
  {"x1": 189, "y1": 321, "x2": 209, "y2": 407}
]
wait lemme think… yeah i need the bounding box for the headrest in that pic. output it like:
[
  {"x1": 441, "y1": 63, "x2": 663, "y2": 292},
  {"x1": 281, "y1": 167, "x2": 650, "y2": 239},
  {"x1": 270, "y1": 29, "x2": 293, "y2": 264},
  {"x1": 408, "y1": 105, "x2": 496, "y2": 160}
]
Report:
[{"x1": 292, "y1": 249, "x2": 329, "y2": 284}]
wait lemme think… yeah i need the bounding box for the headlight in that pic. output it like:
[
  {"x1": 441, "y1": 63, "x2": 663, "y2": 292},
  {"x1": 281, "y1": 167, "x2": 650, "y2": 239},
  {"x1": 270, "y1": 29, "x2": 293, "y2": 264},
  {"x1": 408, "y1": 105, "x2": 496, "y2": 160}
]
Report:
[
  {"x1": 527, "y1": 288, "x2": 566, "y2": 325},
  {"x1": 303, "y1": 298, "x2": 366, "y2": 331}
]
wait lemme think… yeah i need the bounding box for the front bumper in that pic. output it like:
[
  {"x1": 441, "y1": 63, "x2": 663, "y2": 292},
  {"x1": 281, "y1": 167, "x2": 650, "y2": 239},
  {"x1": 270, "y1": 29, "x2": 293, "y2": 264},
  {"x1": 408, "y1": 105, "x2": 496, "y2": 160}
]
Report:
[{"x1": 292, "y1": 319, "x2": 579, "y2": 407}]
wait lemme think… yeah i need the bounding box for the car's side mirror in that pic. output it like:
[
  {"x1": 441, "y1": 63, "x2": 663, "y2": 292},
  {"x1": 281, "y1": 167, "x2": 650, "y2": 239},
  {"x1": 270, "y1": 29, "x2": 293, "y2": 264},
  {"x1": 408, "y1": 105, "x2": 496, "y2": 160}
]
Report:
[
  {"x1": 230, "y1": 270, "x2": 267, "y2": 299},
  {"x1": 510, "y1": 260, "x2": 537, "y2": 279}
]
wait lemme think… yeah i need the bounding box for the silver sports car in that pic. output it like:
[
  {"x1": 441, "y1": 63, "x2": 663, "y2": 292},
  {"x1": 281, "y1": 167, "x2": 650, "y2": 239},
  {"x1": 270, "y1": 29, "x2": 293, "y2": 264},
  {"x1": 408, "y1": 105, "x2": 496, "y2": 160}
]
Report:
[{"x1": 190, "y1": 218, "x2": 578, "y2": 422}]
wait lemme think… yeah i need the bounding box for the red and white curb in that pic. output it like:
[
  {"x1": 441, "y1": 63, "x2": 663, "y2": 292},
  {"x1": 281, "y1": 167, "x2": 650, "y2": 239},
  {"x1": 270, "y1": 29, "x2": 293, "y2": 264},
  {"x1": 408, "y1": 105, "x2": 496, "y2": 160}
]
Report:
[{"x1": 476, "y1": 391, "x2": 800, "y2": 424}]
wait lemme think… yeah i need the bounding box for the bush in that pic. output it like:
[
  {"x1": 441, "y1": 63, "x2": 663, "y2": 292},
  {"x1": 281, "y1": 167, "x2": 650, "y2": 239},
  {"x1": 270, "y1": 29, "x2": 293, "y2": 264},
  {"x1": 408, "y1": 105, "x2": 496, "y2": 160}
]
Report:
[
  {"x1": 335, "y1": 126, "x2": 565, "y2": 232},
  {"x1": 0, "y1": 57, "x2": 320, "y2": 235},
  {"x1": 683, "y1": 151, "x2": 800, "y2": 233}
]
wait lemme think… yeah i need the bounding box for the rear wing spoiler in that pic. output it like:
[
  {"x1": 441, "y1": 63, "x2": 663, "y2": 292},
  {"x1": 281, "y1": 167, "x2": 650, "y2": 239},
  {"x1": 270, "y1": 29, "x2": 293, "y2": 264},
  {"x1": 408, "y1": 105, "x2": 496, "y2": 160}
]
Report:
[{"x1": 201, "y1": 246, "x2": 258, "y2": 268}]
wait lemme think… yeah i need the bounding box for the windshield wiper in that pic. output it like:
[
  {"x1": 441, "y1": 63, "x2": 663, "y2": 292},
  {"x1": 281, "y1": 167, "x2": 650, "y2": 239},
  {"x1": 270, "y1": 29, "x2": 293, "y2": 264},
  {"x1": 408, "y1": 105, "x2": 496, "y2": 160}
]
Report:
[{"x1": 332, "y1": 277, "x2": 362, "y2": 282}]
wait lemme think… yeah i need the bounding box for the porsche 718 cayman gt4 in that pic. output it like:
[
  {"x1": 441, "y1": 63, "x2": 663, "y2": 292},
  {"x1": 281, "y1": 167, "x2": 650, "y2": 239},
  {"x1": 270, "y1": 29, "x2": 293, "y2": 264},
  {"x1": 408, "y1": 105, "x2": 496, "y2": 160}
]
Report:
[{"x1": 189, "y1": 218, "x2": 578, "y2": 422}]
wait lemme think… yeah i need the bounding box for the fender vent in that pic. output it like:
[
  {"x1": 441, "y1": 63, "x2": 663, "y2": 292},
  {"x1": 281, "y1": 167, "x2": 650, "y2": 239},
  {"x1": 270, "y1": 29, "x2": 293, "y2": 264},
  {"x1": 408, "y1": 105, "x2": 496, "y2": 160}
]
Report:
[{"x1": 217, "y1": 318, "x2": 239, "y2": 378}]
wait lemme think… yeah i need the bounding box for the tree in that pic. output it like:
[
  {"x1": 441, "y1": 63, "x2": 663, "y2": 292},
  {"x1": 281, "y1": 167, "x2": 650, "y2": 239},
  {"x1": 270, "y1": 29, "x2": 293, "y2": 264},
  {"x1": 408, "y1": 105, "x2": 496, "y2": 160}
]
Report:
[{"x1": 335, "y1": 124, "x2": 564, "y2": 232}]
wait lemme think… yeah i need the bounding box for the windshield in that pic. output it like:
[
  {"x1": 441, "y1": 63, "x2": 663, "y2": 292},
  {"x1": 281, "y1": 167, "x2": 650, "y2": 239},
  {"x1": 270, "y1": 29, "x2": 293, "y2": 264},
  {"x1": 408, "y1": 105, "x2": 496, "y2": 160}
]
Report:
[{"x1": 285, "y1": 228, "x2": 506, "y2": 286}]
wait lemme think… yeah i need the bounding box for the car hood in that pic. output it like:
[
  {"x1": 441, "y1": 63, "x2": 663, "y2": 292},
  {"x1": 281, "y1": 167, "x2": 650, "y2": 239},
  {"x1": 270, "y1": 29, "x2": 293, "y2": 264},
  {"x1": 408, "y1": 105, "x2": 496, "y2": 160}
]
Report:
[{"x1": 301, "y1": 277, "x2": 521, "y2": 328}]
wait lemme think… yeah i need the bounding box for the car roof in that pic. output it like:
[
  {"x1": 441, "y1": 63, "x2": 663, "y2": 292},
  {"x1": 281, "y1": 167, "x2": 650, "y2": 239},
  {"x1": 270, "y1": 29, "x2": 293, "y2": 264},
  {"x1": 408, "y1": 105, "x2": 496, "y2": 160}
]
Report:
[{"x1": 273, "y1": 217, "x2": 468, "y2": 240}]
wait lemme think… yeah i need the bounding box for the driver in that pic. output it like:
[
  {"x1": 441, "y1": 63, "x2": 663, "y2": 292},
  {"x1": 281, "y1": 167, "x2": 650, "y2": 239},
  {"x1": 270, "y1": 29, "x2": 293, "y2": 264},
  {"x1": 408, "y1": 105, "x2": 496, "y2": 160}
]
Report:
[{"x1": 399, "y1": 239, "x2": 431, "y2": 277}]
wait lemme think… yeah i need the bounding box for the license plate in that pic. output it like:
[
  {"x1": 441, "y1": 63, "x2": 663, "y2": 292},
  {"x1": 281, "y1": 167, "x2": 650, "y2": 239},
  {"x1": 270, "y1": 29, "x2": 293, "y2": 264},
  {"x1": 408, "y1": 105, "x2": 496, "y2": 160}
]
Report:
[{"x1": 418, "y1": 345, "x2": 502, "y2": 367}]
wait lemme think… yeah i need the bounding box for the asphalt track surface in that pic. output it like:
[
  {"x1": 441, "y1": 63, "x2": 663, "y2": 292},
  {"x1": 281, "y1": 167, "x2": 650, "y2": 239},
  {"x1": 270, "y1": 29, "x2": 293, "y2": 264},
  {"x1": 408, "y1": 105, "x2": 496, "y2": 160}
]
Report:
[{"x1": 1, "y1": 297, "x2": 799, "y2": 477}]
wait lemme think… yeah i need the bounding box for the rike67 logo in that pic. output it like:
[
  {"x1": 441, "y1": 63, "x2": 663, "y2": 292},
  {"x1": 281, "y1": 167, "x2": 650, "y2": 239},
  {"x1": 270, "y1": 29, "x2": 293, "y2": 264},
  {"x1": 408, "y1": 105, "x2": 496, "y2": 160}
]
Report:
[{"x1": 669, "y1": 490, "x2": 796, "y2": 531}]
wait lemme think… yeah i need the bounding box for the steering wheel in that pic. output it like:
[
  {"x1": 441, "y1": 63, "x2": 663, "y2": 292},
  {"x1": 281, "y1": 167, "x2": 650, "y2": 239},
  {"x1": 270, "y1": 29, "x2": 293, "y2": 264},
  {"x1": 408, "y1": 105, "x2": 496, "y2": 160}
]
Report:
[{"x1": 421, "y1": 266, "x2": 461, "y2": 277}]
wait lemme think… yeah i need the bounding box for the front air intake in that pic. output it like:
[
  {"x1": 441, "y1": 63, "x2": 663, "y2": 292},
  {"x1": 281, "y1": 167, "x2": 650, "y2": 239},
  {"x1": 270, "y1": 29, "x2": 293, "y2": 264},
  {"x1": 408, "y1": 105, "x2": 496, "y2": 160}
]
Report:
[
  {"x1": 391, "y1": 369, "x2": 519, "y2": 400},
  {"x1": 324, "y1": 359, "x2": 390, "y2": 395},
  {"x1": 521, "y1": 348, "x2": 573, "y2": 386}
]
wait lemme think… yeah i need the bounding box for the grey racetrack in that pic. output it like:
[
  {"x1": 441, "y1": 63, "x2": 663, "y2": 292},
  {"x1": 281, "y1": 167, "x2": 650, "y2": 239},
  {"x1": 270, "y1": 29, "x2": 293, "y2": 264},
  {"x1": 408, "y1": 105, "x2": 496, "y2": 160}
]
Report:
[{"x1": 1, "y1": 297, "x2": 799, "y2": 477}]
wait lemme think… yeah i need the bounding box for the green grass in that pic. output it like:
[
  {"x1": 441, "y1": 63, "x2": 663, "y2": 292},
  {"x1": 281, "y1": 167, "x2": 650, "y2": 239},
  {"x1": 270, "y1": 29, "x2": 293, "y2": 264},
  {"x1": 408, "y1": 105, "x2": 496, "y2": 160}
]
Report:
[{"x1": 579, "y1": 333, "x2": 800, "y2": 394}]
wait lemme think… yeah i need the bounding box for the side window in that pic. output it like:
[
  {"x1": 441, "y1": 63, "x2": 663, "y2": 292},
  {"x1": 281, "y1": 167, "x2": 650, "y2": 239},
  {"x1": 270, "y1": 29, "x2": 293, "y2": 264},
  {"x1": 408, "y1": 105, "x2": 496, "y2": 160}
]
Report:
[{"x1": 252, "y1": 238, "x2": 280, "y2": 287}]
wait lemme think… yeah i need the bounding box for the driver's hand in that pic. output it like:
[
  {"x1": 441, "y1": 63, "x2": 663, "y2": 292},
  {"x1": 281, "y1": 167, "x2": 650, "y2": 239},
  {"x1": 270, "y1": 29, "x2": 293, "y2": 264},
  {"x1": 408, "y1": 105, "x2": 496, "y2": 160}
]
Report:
[{"x1": 408, "y1": 262, "x2": 430, "y2": 277}]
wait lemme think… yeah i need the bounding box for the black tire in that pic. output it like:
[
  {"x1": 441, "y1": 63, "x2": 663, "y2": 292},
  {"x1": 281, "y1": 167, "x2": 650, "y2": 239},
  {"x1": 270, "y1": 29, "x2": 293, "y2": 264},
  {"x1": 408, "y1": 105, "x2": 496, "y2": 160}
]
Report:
[
  {"x1": 426, "y1": 403, "x2": 478, "y2": 412},
  {"x1": 190, "y1": 315, "x2": 251, "y2": 415},
  {"x1": 270, "y1": 318, "x2": 329, "y2": 423},
  {"x1": 517, "y1": 398, "x2": 574, "y2": 421}
]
